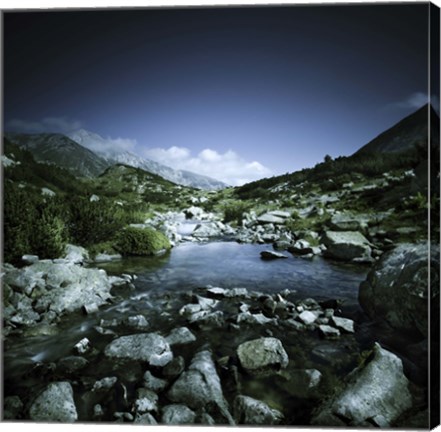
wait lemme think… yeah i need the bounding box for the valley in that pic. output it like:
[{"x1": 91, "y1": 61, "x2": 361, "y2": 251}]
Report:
[{"x1": 1, "y1": 104, "x2": 440, "y2": 426}]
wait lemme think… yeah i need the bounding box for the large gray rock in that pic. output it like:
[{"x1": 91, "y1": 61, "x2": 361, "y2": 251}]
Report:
[
  {"x1": 359, "y1": 242, "x2": 439, "y2": 337},
  {"x1": 257, "y1": 213, "x2": 286, "y2": 224},
  {"x1": 104, "y1": 333, "x2": 173, "y2": 367},
  {"x1": 192, "y1": 222, "x2": 223, "y2": 238},
  {"x1": 330, "y1": 212, "x2": 369, "y2": 231},
  {"x1": 5, "y1": 261, "x2": 112, "y2": 316},
  {"x1": 29, "y1": 382, "x2": 78, "y2": 422},
  {"x1": 237, "y1": 337, "x2": 289, "y2": 376},
  {"x1": 167, "y1": 350, "x2": 234, "y2": 425},
  {"x1": 234, "y1": 395, "x2": 284, "y2": 425},
  {"x1": 322, "y1": 231, "x2": 372, "y2": 262},
  {"x1": 166, "y1": 326, "x2": 196, "y2": 346},
  {"x1": 311, "y1": 343, "x2": 412, "y2": 427}
]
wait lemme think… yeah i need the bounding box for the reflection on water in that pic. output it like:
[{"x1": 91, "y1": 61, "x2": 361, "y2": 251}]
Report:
[{"x1": 98, "y1": 241, "x2": 368, "y2": 302}]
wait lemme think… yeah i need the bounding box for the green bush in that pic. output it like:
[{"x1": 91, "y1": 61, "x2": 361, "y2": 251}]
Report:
[
  {"x1": 115, "y1": 227, "x2": 171, "y2": 256},
  {"x1": 223, "y1": 201, "x2": 252, "y2": 225},
  {"x1": 68, "y1": 197, "x2": 126, "y2": 246}
]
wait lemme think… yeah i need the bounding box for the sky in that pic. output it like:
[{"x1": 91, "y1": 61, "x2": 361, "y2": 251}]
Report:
[{"x1": 3, "y1": 3, "x2": 440, "y2": 186}]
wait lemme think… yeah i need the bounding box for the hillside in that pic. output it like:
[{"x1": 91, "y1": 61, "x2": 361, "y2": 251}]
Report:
[
  {"x1": 355, "y1": 104, "x2": 439, "y2": 155},
  {"x1": 5, "y1": 132, "x2": 109, "y2": 177}
]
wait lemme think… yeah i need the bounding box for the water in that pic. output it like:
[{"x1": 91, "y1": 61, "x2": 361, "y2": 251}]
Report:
[{"x1": 98, "y1": 241, "x2": 368, "y2": 302}]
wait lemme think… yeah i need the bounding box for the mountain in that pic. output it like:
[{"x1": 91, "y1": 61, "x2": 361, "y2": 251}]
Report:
[
  {"x1": 354, "y1": 104, "x2": 440, "y2": 156},
  {"x1": 5, "y1": 132, "x2": 109, "y2": 177},
  {"x1": 67, "y1": 129, "x2": 227, "y2": 190}
]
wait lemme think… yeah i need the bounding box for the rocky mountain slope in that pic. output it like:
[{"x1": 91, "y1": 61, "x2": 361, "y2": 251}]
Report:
[
  {"x1": 355, "y1": 103, "x2": 439, "y2": 155},
  {"x1": 68, "y1": 129, "x2": 227, "y2": 190},
  {"x1": 5, "y1": 132, "x2": 109, "y2": 177}
]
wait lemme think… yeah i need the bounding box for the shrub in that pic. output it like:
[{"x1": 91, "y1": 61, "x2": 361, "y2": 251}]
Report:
[
  {"x1": 223, "y1": 201, "x2": 252, "y2": 225},
  {"x1": 68, "y1": 197, "x2": 126, "y2": 246},
  {"x1": 115, "y1": 227, "x2": 171, "y2": 256}
]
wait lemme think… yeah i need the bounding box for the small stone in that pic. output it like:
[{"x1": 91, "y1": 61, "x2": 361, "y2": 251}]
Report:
[
  {"x1": 92, "y1": 376, "x2": 118, "y2": 391},
  {"x1": 298, "y1": 310, "x2": 319, "y2": 325},
  {"x1": 318, "y1": 325, "x2": 340, "y2": 339},
  {"x1": 134, "y1": 388, "x2": 158, "y2": 413},
  {"x1": 125, "y1": 315, "x2": 150, "y2": 329},
  {"x1": 83, "y1": 303, "x2": 99, "y2": 314},
  {"x1": 134, "y1": 412, "x2": 158, "y2": 424},
  {"x1": 331, "y1": 316, "x2": 355, "y2": 333},
  {"x1": 21, "y1": 255, "x2": 39, "y2": 265},
  {"x1": 74, "y1": 337, "x2": 91, "y2": 354},
  {"x1": 260, "y1": 251, "x2": 288, "y2": 260},
  {"x1": 161, "y1": 404, "x2": 196, "y2": 424},
  {"x1": 166, "y1": 327, "x2": 196, "y2": 346}
]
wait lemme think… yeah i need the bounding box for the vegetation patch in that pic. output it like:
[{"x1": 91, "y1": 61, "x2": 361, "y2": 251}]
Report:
[{"x1": 115, "y1": 227, "x2": 171, "y2": 256}]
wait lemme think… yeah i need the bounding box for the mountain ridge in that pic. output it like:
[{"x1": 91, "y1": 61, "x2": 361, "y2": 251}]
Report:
[
  {"x1": 354, "y1": 103, "x2": 439, "y2": 156},
  {"x1": 67, "y1": 129, "x2": 227, "y2": 190}
]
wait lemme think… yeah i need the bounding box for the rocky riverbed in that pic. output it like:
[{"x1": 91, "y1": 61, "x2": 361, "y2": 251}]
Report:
[{"x1": 2, "y1": 239, "x2": 438, "y2": 426}]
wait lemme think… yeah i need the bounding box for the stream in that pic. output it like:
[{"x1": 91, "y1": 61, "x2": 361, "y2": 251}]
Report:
[{"x1": 3, "y1": 238, "x2": 425, "y2": 423}]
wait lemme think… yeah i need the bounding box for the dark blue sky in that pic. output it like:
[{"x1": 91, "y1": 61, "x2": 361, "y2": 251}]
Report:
[{"x1": 3, "y1": 4, "x2": 438, "y2": 185}]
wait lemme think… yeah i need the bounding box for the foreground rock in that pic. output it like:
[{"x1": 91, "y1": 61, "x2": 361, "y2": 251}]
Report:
[
  {"x1": 322, "y1": 231, "x2": 373, "y2": 263},
  {"x1": 3, "y1": 260, "x2": 112, "y2": 326},
  {"x1": 29, "y1": 382, "x2": 78, "y2": 422},
  {"x1": 237, "y1": 337, "x2": 289, "y2": 376},
  {"x1": 167, "y1": 350, "x2": 234, "y2": 424},
  {"x1": 234, "y1": 395, "x2": 284, "y2": 425},
  {"x1": 312, "y1": 343, "x2": 412, "y2": 427},
  {"x1": 161, "y1": 404, "x2": 196, "y2": 424},
  {"x1": 359, "y1": 242, "x2": 439, "y2": 338},
  {"x1": 104, "y1": 333, "x2": 173, "y2": 367}
]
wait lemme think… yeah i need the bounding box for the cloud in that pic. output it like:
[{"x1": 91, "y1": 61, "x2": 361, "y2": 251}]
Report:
[
  {"x1": 144, "y1": 146, "x2": 272, "y2": 186},
  {"x1": 6, "y1": 117, "x2": 83, "y2": 134},
  {"x1": 386, "y1": 92, "x2": 440, "y2": 113}
]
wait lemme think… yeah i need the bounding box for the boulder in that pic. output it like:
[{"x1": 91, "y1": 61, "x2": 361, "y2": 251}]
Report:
[
  {"x1": 298, "y1": 310, "x2": 319, "y2": 325},
  {"x1": 311, "y1": 343, "x2": 412, "y2": 427},
  {"x1": 359, "y1": 242, "x2": 439, "y2": 337},
  {"x1": 257, "y1": 213, "x2": 286, "y2": 224},
  {"x1": 237, "y1": 337, "x2": 289, "y2": 376},
  {"x1": 322, "y1": 231, "x2": 373, "y2": 263},
  {"x1": 104, "y1": 333, "x2": 173, "y2": 367},
  {"x1": 234, "y1": 395, "x2": 284, "y2": 425},
  {"x1": 167, "y1": 350, "x2": 234, "y2": 424},
  {"x1": 29, "y1": 382, "x2": 78, "y2": 422},
  {"x1": 318, "y1": 324, "x2": 340, "y2": 339},
  {"x1": 161, "y1": 404, "x2": 196, "y2": 424},
  {"x1": 260, "y1": 251, "x2": 288, "y2": 260},
  {"x1": 192, "y1": 222, "x2": 222, "y2": 238},
  {"x1": 21, "y1": 261, "x2": 113, "y2": 316}
]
